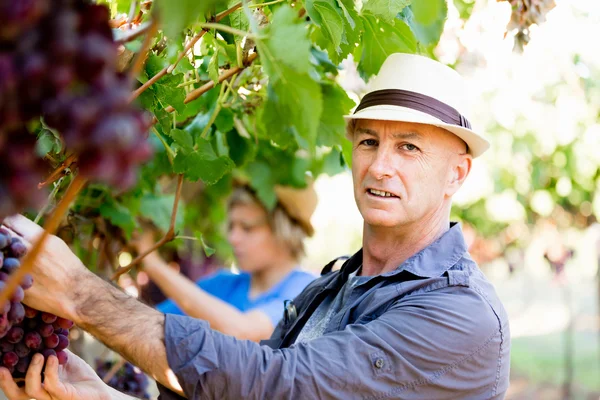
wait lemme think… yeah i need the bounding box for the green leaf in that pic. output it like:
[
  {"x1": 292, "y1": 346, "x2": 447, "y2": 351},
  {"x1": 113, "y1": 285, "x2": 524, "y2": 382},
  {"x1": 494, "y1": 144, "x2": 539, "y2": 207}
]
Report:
[
  {"x1": 215, "y1": 108, "x2": 234, "y2": 133},
  {"x1": 99, "y1": 202, "x2": 137, "y2": 238},
  {"x1": 170, "y1": 129, "x2": 194, "y2": 150},
  {"x1": 257, "y1": 5, "x2": 312, "y2": 76},
  {"x1": 307, "y1": 0, "x2": 344, "y2": 52},
  {"x1": 226, "y1": 130, "x2": 255, "y2": 167},
  {"x1": 194, "y1": 232, "x2": 216, "y2": 257},
  {"x1": 362, "y1": 0, "x2": 411, "y2": 23},
  {"x1": 317, "y1": 83, "x2": 356, "y2": 147},
  {"x1": 155, "y1": 0, "x2": 227, "y2": 39},
  {"x1": 453, "y1": 0, "x2": 476, "y2": 20},
  {"x1": 139, "y1": 193, "x2": 184, "y2": 233},
  {"x1": 340, "y1": 138, "x2": 353, "y2": 168},
  {"x1": 399, "y1": 0, "x2": 448, "y2": 47},
  {"x1": 357, "y1": 15, "x2": 417, "y2": 78},
  {"x1": 261, "y1": 67, "x2": 323, "y2": 150},
  {"x1": 155, "y1": 74, "x2": 187, "y2": 114},
  {"x1": 173, "y1": 138, "x2": 234, "y2": 184},
  {"x1": 247, "y1": 161, "x2": 277, "y2": 209}
]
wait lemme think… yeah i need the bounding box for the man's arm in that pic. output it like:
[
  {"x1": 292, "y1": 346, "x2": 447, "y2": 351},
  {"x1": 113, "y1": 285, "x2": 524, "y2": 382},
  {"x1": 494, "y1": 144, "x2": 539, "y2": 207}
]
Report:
[
  {"x1": 2, "y1": 215, "x2": 184, "y2": 396},
  {"x1": 160, "y1": 288, "x2": 509, "y2": 400},
  {"x1": 142, "y1": 251, "x2": 273, "y2": 342}
]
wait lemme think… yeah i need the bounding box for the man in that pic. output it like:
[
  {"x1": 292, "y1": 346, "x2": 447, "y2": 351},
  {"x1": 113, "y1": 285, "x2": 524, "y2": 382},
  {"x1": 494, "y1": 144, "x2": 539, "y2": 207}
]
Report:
[{"x1": 0, "y1": 53, "x2": 510, "y2": 399}]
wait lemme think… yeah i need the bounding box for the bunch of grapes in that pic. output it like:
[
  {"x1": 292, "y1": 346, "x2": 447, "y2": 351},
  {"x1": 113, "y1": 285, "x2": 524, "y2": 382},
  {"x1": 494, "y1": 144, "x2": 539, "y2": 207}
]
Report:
[
  {"x1": 0, "y1": 228, "x2": 74, "y2": 378},
  {"x1": 95, "y1": 359, "x2": 151, "y2": 399},
  {"x1": 0, "y1": 0, "x2": 153, "y2": 219},
  {"x1": 501, "y1": 0, "x2": 557, "y2": 51}
]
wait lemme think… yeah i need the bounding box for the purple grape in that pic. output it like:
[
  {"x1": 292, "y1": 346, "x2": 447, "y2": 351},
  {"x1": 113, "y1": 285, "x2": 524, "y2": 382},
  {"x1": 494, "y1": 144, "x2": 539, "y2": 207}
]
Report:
[
  {"x1": 0, "y1": 234, "x2": 8, "y2": 249},
  {"x1": 23, "y1": 305, "x2": 38, "y2": 319},
  {"x1": 15, "y1": 356, "x2": 30, "y2": 374},
  {"x1": 0, "y1": 339, "x2": 15, "y2": 352},
  {"x1": 10, "y1": 286, "x2": 24, "y2": 303},
  {"x1": 9, "y1": 238, "x2": 26, "y2": 257},
  {"x1": 54, "y1": 317, "x2": 74, "y2": 330},
  {"x1": 2, "y1": 258, "x2": 20, "y2": 273},
  {"x1": 8, "y1": 302, "x2": 25, "y2": 324},
  {"x1": 40, "y1": 312, "x2": 57, "y2": 324},
  {"x1": 14, "y1": 342, "x2": 30, "y2": 358},
  {"x1": 2, "y1": 351, "x2": 18, "y2": 368},
  {"x1": 0, "y1": 271, "x2": 8, "y2": 282},
  {"x1": 42, "y1": 348, "x2": 57, "y2": 359},
  {"x1": 56, "y1": 350, "x2": 68, "y2": 365},
  {"x1": 55, "y1": 334, "x2": 69, "y2": 351},
  {"x1": 24, "y1": 332, "x2": 42, "y2": 350},
  {"x1": 5, "y1": 326, "x2": 24, "y2": 343},
  {"x1": 44, "y1": 333, "x2": 59, "y2": 349},
  {"x1": 39, "y1": 323, "x2": 54, "y2": 338},
  {"x1": 20, "y1": 274, "x2": 33, "y2": 290},
  {"x1": 0, "y1": 313, "x2": 12, "y2": 337}
]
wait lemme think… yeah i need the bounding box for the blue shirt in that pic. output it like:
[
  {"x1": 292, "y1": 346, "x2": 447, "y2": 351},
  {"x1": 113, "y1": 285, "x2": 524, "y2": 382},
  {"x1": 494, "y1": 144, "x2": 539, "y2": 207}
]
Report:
[
  {"x1": 156, "y1": 269, "x2": 315, "y2": 326},
  {"x1": 158, "y1": 223, "x2": 511, "y2": 400}
]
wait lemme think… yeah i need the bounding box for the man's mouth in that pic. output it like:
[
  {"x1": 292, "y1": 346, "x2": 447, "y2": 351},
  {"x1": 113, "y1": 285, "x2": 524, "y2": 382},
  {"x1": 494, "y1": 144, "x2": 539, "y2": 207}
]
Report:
[{"x1": 367, "y1": 188, "x2": 398, "y2": 198}]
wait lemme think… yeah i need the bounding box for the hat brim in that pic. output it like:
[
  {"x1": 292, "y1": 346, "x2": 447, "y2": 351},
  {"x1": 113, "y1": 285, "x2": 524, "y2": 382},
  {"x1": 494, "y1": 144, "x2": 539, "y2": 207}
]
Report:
[{"x1": 344, "y1": 105, "x2": 490, "y2": 158}]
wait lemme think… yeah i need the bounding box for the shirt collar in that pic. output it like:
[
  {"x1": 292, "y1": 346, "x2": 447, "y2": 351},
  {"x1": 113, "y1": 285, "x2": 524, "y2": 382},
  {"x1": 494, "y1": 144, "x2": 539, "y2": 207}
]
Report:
[{"x1": 340, "y1": 222, "x2": 468, "y2": 280}]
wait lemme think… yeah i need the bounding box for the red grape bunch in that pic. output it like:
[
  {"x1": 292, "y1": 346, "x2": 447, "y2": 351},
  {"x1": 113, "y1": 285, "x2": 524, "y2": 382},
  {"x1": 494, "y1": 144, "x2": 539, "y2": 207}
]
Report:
[
  {"x1": 0, "y1": 228, "x2": 74, "y2": 378},
  {"x1": 0, "y1": 0, "x2": 153, "y2": 219},
  {"x1": 95, "y1": 359, "x2": 151, "y2": 399}
]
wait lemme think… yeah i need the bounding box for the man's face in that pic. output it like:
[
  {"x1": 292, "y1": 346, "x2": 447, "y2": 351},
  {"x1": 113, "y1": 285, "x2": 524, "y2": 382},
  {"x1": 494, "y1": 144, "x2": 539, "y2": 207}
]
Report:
[{"x1": 351, "y1": 119, "x2": 470, "y2": 231}]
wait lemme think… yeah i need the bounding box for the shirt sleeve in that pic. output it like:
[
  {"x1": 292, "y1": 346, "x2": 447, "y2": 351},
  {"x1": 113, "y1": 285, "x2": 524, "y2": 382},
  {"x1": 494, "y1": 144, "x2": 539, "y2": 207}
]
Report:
[{"x1": 158, "y1": 285, "x2": 509, "y2": 400}]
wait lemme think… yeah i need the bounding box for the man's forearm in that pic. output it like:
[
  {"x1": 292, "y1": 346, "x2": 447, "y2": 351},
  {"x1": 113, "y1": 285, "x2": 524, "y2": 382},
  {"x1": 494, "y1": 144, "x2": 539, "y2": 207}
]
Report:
[{"x1": 71, "y1": 273, "x2": 184, "y2": 396}]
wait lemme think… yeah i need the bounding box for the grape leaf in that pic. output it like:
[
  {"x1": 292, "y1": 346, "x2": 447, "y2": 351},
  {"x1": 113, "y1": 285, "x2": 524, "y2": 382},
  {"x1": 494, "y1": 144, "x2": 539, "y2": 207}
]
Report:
[
  {"x1": 357, "y1": 15, "x2": 417, "y2": 78},
  {"x1": 99, "y1": 202, "x2": 137, "y2": 238},
  {"x1": 307, "y1": 0, "x2": 344, "y2": 52},
  {"x1": 155, "y1": 0, "x2": 228, "y2": 39},
  {"x1": 226, "y1": 130, "x2": 255, "y2": 167},
  {"x1": 208, "y1": 48, "x2": 220, "y2": 85},
  {"x1": 261, "y1": 67, "x2": 323, "y2": 150},
  {"x1": 170, "y1": 129, "x2": 194, "y2": 150},
  {"x1": 362, "y1": 0, "x2": 411, "y2": 22},
  {"x1": 317, "y1": 82, "x2": 356, "y2": 147},
  {"x1": 215, "y1": 108, "x2": 234, "y2": 133},
  {"x1": 139, "y1": 193, "x2": 184, "y2": 232},
  {"x1": 173, "y1": 138, "x2": 234, "y2": 184},
  {"x1": 399, "y1": 0, "x2": 448, "y2": 46},
  {"x1": 257, "y1": 5, "x2": 312, "y2": 76},
  {"x1": 247, "y1": 161, "x2": 277, "y2": 209}
]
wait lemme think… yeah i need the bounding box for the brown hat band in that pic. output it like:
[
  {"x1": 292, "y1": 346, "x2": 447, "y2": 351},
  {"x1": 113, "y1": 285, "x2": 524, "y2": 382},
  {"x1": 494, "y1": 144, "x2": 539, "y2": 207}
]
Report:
[{"x1": 354, "y1": 89, "x2": 472, "y2": 130}]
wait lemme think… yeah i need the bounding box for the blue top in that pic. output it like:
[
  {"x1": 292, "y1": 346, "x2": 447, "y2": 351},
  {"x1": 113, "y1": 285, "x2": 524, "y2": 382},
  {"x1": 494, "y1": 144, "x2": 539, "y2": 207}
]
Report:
[
  {"x1": 156, "y1": 269, "x2": 315, "y2": 326},
  {"x1": 158, "y1": 223, "x2": 511, "y2": 400}
]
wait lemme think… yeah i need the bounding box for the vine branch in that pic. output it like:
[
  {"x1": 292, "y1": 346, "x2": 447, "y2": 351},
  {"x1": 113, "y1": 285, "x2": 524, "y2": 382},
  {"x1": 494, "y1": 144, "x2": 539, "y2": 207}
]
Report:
[
  {"x1": 115, "y1": 20, "x2": 154, "y2": 45},
  {"x1": 111, "y1": 174, "x2": 184, "y2": 281},
  {"x1": 0, "y1": 175, "x2": 87, "y2": 310},
  {"x1": 38, "y1": 154, "x2": 77, "y2": 189},
  {"x1": 130, "y1": 2, "x2": 243, "y2": 101},
  {"x1": 127, "y1": 17, "x2": 159, "y2": 83}
]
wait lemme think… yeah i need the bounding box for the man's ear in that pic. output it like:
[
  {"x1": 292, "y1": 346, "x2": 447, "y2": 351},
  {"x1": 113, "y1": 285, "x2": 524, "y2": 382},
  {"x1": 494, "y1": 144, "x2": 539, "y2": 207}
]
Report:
[{"x1": 446, "y1": 153, "x2": 472, "y2": 197}]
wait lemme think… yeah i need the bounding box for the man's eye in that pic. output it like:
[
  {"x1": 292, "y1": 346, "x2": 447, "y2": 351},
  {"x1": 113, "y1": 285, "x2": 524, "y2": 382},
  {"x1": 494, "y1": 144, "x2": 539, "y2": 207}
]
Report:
[
  {"x1": 361, "y1": 139, "x2": 377, "y2": 146},
  {"x1": 402, "y1": 143, "x2": 419, "y2": 151}
]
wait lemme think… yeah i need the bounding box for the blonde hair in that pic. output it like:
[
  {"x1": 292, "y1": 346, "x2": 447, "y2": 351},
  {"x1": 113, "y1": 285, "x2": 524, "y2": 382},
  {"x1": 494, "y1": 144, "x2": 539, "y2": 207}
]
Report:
[{"x1": 228, "y1": 187, "x2": 307, "y2": 261}]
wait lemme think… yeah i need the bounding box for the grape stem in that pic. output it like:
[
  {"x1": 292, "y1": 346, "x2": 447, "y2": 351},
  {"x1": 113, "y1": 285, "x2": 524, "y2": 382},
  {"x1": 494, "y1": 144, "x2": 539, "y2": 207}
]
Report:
[
  {"x1": 0, "y1": 175, "x2": 87, "y2": 310},
  {"x1": 199, "y1": 23, "x2": 260, "y2": 39},
  {"x1": 130, "y1": 2, "x2": 243, "y2": 101},
  {"x1": 102, "y1": 357, "x2": 127, "y2": 384},
  {"x1": 151, "y1": 127, "x2": 175, "y2": 165},
  {"x1": 115, "y1": 20, "x2": 153, "y2": 45},
  {"x1": 111, "y1": 174, "x2": 184, "y2": 281},
  {"x1": 127, "y1": 17, "x2": 159, "y2": 83},
  {"x1": 38, "y1": 153, "x2": 77, "y2": 189},
  {"x1": 34, "y1": 176, "x2": 67, "y2": 224}
]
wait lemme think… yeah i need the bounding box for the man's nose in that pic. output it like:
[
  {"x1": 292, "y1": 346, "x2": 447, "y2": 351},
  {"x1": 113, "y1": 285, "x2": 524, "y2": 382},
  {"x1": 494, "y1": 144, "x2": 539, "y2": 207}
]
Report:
[{"x1": 368, "y1": 146, "x2": 395, "y2": 179}]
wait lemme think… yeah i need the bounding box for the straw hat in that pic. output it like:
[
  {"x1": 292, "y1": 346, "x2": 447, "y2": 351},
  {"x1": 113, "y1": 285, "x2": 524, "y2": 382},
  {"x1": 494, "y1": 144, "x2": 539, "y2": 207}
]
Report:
[
  {"x1": 274, "y1": 183, "x2": 317, "y2": 237},
  {"x1": 345, "y1": 53, "x2": 490, "y2": 158}
]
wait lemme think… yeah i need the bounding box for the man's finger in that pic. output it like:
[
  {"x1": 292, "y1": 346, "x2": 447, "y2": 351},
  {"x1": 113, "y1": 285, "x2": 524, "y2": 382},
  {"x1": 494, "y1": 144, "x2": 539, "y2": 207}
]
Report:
[
  {"x1": 24, "y1": 353, "x2": 50, "y2": 400},
  {"x1": 3, "y1": 215, "x2": 44, "y2": 244},
  {"x1": 0, "y1": 367, "x2": 28, "y2": 400},
  {"x1": 41, "y1": 355, "x2": 63, "y2": 396}
]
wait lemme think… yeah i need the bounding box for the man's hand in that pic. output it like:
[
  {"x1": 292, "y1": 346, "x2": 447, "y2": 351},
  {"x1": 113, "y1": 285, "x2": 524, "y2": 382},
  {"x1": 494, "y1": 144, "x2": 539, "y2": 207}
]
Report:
[
  {"x1": 2, "y1": 215, "x2": 95, "y2": 322},
  {"x1": 0, "y1": 351, "x2": 123, "y2": 400}
]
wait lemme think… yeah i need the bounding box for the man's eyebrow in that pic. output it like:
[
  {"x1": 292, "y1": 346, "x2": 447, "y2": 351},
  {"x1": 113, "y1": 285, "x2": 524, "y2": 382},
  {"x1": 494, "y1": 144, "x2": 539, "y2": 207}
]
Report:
[
  {"x1": 355, "y1": 127, "x2": 378, "y2": 136},
  {"x1": 391, "y1": 132, "x2": 423, "y2": 141}
]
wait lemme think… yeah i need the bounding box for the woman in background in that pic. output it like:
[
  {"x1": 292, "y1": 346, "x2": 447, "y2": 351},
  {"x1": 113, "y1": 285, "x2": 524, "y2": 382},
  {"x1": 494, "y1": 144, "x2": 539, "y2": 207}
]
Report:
[{"x1": 136, "y1": 183, "x2": 317, "y2": 342}]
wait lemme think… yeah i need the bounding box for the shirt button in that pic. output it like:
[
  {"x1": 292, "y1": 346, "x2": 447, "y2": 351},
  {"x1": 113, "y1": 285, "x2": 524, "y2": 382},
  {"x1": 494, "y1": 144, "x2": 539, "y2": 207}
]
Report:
[{"x1": 375, "y1": 358, "x2": 384, "y2": 369}]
